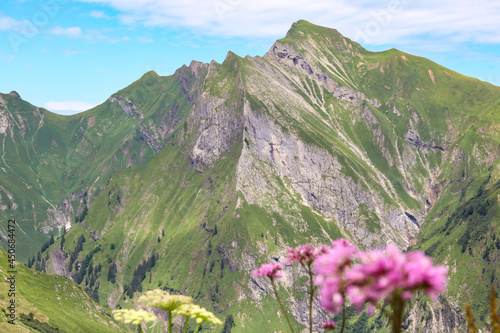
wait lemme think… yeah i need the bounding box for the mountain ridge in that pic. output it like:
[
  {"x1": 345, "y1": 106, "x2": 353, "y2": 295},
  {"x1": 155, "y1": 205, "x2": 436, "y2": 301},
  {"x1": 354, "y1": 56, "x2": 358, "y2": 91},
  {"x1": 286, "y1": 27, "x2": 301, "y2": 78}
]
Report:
[{"x1": 0, "y1": 20, "x2": 499, "y2": 332}]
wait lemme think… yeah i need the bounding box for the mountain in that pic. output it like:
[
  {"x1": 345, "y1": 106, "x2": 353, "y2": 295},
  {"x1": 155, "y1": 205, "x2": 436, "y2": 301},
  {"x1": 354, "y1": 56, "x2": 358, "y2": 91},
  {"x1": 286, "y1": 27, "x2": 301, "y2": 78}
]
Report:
[{"x1": 0, "y1": 20, "x2": 499, "y2": 332}]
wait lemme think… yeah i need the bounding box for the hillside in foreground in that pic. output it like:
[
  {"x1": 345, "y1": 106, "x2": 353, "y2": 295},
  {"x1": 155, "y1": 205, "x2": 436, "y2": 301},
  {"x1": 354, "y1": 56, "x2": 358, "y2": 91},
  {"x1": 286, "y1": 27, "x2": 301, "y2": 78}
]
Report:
[{"x1": 0, "y1": 247, "x2": 131, "y2": 332}]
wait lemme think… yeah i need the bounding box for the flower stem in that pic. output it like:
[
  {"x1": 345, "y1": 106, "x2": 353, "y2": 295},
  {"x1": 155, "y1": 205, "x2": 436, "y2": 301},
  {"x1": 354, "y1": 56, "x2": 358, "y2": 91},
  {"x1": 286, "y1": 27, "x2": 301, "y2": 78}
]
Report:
[
  {"x1": 271, "y1": 277, "x2": 296, "y2": 333},
  {"x1": 490, "y1": 286, "x2": 500, "y2": 332},
  {"x1": 465, "y1": 304, "x2": 478, "y2": 333},
  {"x1": 137, "y1": 323, "x2": 144, "y2": 333},
  {"x1": 340, "y1": 304, "x2": 346, "y2": 333},
  {"x1": 183, "y1": 317, "x2": 189, "y2": 333},
  {"x1": 307, "y1": 264, "x2": 314, "y2": 333},
  {"x1": 193, "y1": 323, "x2": 202, "y2": 333},
  {"x1": 168, "y1": 311, "x2": 172, "y2": 333},
  {"x1": 391, "y1": 296, "x2": 405, "y2": 333}
]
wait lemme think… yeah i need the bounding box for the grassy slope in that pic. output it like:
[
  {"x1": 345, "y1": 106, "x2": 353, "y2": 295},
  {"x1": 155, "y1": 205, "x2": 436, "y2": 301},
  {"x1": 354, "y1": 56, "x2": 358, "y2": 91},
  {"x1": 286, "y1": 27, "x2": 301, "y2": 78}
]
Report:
[
  {"x1": 0, "y1": 69, "x2": 201, "y2": 261},
  {"x1": 0, "y1": 247, "x2": 131, "y2": 333},
  {"x1": 54, "y1": 140, "x2": 344, "y2": 332}
]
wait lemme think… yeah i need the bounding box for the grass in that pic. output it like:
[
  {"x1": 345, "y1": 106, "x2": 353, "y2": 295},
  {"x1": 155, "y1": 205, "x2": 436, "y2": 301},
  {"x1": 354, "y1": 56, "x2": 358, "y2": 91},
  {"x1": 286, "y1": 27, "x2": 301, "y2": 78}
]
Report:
[{"x1": 0, "y1": 247, "x2": 131, "y2": 332}]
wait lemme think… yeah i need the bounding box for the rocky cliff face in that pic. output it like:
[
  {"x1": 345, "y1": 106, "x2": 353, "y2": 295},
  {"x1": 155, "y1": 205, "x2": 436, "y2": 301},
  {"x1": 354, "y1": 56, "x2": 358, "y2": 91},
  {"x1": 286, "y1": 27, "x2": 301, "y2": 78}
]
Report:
[
  {"x1": 237, "y1": 105, "x2": 412, "y2": 248},
  {"x1": 237, "y1": 42, "x2": 426, "y2": 250}
]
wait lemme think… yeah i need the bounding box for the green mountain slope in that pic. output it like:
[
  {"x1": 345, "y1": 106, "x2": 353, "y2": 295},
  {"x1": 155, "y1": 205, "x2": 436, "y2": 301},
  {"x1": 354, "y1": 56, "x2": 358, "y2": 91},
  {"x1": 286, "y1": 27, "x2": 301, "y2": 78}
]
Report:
[
  {"x1": 0, "y1": 67, "x2": 206, "y2": 261},
  {"x1": 0, "y1": 247, "x2": 131, "y2": 332},
  {"x1": 0, "y1": 20, "x2": 498, "y2": 332}
]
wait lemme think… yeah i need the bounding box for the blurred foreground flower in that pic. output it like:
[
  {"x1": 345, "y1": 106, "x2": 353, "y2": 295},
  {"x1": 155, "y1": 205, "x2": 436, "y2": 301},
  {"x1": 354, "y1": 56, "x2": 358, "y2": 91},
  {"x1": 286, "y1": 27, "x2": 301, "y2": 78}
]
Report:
[
  {"x1": 255, "y1": 239, "x2": 448, "y2": 333},
  {"x1": 173, "y1": 303, "x2": 222, "y2": 333},
  {"x1": 113, "y1": 309, "x2": 156, "y2": 333},
  {"x1": 253, "y1": 262, "x2": 295, "y2": 333},
  {"x1": 286, "y1": 244, "x2": 329, "y2": 265},
  {"x1": 113, "y1": 309, "x2": 157, "y2": 325},
  {"x1": 321, "y1": 320, "x2": 337, "y2": 330},
  {"x1": 173, "y1": 303, "x2": 223, "y2": 324},
  {"x1": 111, "y1": 289, "x2": 223, "y2": 333},
  {"x1": 139, "y1": 289, "x2": 192, "y2": 311},
  {"x1": 252, "y1": 262, "x2": 283, "y2": 279},
  {"x1": 315, "y1": 243, "x2": 447, "y2": 333},
  {"x1": 287, "y1": 243, "x2": 331, "y2": 333},
  {"x1": 344, "y1": 245, "x2": 447, "y2": 309}
]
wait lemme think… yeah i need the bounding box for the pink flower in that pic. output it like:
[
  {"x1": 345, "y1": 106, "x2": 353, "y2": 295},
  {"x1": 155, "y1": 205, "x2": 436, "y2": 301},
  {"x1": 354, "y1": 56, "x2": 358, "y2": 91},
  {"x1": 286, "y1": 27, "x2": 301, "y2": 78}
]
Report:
[
  {"x1": 313, "y1": 239, "x2": 357, "y2": 314},
  {"x1": 402, "y1": 251, "x2": 448, "y2": 300},
  {"x1": 343, "y1": 245, "x2": 448, "y2": 308},
  {"x1": 321, "y1": 320, "x2": 337, "y2": 330},
  {"x1": 286, "y1": 244, "x2": 330, "y2": 265},
  {"x1": 318, "y1": 278, "x2": 344, "y2": 313},
  {"x1": 344, "y1": 246, "x2": 406, "y2": 307},
  {"x1": 314, "y1": 245, "x2": 331, "y2": 257},
  {"x1": 314, "y1": 239, "x2": 356, "y2": 283},
  {"x1": 253, "y1": 262, "x2": 283, "y2": 279},
  {"x1": 286, "y1": 244, "x2": 315, "y2": 265}
]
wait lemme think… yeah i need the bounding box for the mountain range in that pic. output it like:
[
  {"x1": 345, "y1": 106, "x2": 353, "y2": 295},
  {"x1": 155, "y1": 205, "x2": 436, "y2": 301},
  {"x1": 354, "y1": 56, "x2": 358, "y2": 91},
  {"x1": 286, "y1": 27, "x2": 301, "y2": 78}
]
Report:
[{"x1": 0, "y1": 20, "x2": 499, "y2": 332}]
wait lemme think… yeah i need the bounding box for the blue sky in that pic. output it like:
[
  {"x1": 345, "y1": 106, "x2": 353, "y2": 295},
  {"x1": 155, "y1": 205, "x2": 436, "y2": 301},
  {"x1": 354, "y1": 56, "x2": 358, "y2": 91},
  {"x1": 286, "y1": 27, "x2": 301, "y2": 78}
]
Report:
[{"x1": 0, "y1": 0, "x2": 499, "y2": 115}]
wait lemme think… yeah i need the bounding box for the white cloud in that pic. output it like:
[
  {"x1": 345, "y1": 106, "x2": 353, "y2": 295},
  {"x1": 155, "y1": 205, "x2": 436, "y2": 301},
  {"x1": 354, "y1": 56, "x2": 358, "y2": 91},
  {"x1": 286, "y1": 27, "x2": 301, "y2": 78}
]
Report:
[
  {"x1": 90, "y1": 10, "x2": 109, "y2": 18},
  {"x1": 0, "y1": 14, "x2": 30, "y2": 32},
  {"x1": 50, "y1": 26, "x2": 84, "y2": 38},
  {"x1": 63, "y1": 49, "x2": 82, "y2": 56},
  {"x1": 48, "y1": 25, "x2": 131, "y2": 44},
  {"x1": 73, "y1": 0, "x2": 500, "y2": 47},
  {"x1": 44, "y1": 101, "x2": 98, "y2": 114}
]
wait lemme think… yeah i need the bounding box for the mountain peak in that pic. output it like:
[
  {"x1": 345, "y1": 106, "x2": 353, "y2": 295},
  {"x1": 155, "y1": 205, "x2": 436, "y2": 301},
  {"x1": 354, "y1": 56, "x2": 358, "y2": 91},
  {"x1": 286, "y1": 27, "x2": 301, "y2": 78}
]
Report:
[
  {"x1": 278, "y1": 20, "x2": 365, "y2": 55},
  {"x1": 9, "y1": 91, "x2": 21, "y2": 99},
  {"x1": 142, "y1": 70, "x2": 159, "y2": 78},
  {"x1": 286, "y1": 20, "x2": 343, "y2": 40}
]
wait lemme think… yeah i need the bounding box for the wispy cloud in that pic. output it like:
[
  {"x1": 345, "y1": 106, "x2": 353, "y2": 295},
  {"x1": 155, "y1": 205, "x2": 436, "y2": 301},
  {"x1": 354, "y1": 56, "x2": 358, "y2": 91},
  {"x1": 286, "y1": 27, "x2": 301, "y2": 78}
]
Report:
[
  {"x1": 73, "y1": 0, "x2": 500, "y2": 47},
  {"x1": 63, "y1": 49, "x2": 82, "y2": 56},
  {"x1": 0, "y1": 14, "x2": 29, "y2": 32},
  {"x1": 50, "y1": 26, "x2": 84, "y2": 38},
  {"x1": 89, "y1": 10, "x2": 110, "y2": 19},
  {"x1": 48, "y1": 25, "x2": 130, "y2": 44},
  {"x1": 44, "y1": 101, "x2": 98, "y2": 114}
]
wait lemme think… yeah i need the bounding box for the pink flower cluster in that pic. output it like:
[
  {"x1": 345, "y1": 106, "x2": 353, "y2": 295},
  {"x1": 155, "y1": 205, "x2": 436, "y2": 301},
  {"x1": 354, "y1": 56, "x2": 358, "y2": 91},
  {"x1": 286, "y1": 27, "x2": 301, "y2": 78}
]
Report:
[
  {"x1": 286, "y1": 244, "x2": 330, "y2": 265},
  {"x1": 253, "y1": 262, "x2": 283, "y2": 279},
  {"x1": 253, "y1": 238, "x2": 448, "y2": 317},
  {"x1": 314, "y1": 239, "x2": 357, "y2": 312},
  {"x1": 321, "y1": 321, "x2": 336, "y2": 330},
  {"x1": 314, "y1": 239, "x2": 357, "y2": 282},
  {"x1": 314, "y1": 241, "x2": 448, "y2": 313}
]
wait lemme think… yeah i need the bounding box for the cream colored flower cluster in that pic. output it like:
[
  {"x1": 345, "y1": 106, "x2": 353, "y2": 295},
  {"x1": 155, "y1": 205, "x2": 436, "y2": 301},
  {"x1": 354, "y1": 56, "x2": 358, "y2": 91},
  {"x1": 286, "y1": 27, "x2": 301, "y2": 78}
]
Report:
[
  {"x1": 113, "y1": 289, "x2": 222, "y2": 331},
  {"x1": 173, "y1": 304, "x2": 223, "y2": 324},
  {"x1": 138, "y1": 289, "x2": 192, "y2": 311},
  {"x1": 113, "y1": 309, "x2": 157, "y2": 325}
]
